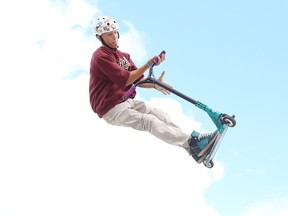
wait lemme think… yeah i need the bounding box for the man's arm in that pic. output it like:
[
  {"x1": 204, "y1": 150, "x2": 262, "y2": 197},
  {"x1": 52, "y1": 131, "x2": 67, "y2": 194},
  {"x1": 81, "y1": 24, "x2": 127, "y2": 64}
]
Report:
[{"x1": 125, "y1": 55, "x2": 164, "y2": 86}]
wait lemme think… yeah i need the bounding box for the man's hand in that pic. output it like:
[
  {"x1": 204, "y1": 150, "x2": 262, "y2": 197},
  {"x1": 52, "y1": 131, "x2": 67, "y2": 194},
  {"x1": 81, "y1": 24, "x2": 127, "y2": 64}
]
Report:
[
  {"x1": 155, "y1": 71, "x2": 173, "y2": 95},
  {"x1": 151, "y1": 52, "x2": 166, "y2": 66}
]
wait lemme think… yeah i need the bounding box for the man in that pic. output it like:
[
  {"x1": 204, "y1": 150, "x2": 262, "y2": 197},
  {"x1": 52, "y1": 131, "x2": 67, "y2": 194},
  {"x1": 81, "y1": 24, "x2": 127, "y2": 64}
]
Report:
[{"x1": 89, "y1": 16, "x2": 217, "y2": 163}]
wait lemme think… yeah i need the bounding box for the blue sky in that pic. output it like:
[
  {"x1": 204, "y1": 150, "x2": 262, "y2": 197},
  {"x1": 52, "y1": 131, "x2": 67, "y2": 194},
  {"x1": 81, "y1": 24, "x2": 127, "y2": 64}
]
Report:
[{"x1": 0, "y1": 0, "x2": 287, "y2": 215}]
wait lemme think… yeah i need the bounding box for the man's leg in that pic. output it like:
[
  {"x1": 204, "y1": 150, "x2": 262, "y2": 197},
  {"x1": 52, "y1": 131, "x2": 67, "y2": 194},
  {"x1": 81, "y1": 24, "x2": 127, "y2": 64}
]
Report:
[{"x1": 102, "y1": 99, "x2": 190, "y2": 148}]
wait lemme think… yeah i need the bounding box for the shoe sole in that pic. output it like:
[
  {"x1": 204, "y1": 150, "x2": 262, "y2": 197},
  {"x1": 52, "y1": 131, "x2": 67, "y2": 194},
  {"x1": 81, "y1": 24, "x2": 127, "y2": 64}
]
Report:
[
  {"x1": 197, "y1": 131, "x2": 218, "y2": 157},
  {"x1": 196, "y1": 144, "x2": 214, "y2": 163},
  {"x1": 191, "y1": 146, "x2": 212, "y2": 163},
  {"x1": 191, "y1": 148, "x2": 213, "y2": 164}
]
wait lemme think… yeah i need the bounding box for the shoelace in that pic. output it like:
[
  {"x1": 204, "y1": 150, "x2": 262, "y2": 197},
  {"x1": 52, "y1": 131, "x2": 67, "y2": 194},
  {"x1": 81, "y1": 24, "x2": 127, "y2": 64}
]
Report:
[{"x1": 197, "y1": 133, "x2": 212, "y2": 141}]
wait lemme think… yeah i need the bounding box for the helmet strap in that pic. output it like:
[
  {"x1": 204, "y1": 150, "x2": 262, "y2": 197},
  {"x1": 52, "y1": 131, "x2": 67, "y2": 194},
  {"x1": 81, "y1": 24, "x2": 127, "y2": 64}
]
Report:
[{"x1": 96, "y1": 32, "x2": 120, "y2": 51}]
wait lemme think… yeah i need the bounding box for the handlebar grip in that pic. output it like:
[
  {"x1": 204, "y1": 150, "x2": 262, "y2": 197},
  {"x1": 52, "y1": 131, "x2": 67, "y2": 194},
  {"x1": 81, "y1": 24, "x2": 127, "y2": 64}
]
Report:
[
  {"x1": 153, "y1": 50, "x2": 166, "y2": 65},
  {"x1": 122, "y1": 84, "x2": 136, "y2": 100}
]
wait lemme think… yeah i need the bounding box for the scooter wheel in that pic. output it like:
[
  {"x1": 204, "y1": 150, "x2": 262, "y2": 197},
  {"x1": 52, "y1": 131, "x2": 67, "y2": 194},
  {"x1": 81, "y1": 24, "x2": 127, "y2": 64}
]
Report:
[
  {"x1": 221, "y1": 114, "x2": 236, "y2": 127},
  {"x1": 205, "y1": 160, "x2": 214, "y2": 168}
]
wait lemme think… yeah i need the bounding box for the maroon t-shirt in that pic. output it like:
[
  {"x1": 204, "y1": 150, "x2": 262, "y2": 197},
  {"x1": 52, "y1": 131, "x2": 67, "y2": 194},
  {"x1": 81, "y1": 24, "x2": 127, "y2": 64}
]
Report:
[{"x1": 89, "y1": 46, "x2": 143, "y2": 118}]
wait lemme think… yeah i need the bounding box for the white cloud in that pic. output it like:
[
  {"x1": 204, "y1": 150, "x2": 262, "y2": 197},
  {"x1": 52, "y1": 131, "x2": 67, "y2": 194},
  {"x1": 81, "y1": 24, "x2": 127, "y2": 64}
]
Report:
[
  {"x1": 120, "y1": 20, "x2": 148, "y2": 63},
  {"x1": 240, "y1": 198, "x2": 288, "y2": 216},
  {"x1": 0, "y1": 73, "x2": 222, "y2": 216},
  {"x1": 0, "y1": 1, "x2": 223, "y2": 216},
  {"x1": 144, "y1": 97, "x2": 201, "y2": 134},
  {"x1": 210, "y1": 161, "x2": 225, "y2": 181}
]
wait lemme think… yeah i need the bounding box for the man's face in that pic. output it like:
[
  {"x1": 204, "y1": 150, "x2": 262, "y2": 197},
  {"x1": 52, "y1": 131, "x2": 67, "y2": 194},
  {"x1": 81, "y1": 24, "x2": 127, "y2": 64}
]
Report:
[{"x1": 100, "y1": 30, "x2": 119, "y2": 49}]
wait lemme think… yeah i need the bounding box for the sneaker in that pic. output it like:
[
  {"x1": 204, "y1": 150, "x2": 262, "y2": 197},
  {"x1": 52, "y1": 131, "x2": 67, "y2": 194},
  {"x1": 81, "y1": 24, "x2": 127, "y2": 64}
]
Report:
[
  {"x1": 189, "y1": 147, "x2": 211, "y2": 163},
  {"x1": 188, "y1": 130, "x2": 218, "y2": 157}
]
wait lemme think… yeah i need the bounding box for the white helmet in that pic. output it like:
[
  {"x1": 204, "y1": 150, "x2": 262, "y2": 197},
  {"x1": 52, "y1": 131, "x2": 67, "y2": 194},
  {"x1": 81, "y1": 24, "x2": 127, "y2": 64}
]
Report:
[{"x1": 93, "y1": 16, "x2": 119, "y2": 36}]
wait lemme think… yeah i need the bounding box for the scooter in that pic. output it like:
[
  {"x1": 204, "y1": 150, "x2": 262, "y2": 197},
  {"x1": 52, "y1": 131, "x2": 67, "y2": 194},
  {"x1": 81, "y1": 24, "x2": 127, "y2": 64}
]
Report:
[{"x1": 123, "y1": 51, "x2": 236, "y2": 168}]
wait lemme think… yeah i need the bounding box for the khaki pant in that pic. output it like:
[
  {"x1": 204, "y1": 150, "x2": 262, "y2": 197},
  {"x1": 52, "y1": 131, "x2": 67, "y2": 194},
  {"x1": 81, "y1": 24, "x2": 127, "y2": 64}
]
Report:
[{"x1": 102, "y1": 99, "x2": 190, "y2": 149}]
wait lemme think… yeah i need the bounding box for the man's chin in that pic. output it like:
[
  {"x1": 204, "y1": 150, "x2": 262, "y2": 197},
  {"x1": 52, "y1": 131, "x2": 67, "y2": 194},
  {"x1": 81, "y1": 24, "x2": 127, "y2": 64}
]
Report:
[{"x1": 111, "y1": 42, "x2": 118, "y2": 49}]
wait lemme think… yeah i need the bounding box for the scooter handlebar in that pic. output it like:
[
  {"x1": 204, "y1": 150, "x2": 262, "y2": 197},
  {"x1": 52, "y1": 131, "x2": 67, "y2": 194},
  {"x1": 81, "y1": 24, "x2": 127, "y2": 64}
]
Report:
[{"x1": 122, "y1": 50, "x2": 166, "y2": 101}]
